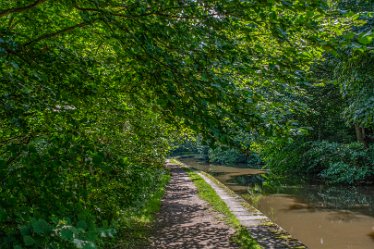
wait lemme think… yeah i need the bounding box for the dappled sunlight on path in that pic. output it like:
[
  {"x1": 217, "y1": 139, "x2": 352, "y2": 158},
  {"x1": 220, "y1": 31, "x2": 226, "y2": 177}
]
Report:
[{"x1": 147, "y1": 163, "x2": 239, "y2": 249}]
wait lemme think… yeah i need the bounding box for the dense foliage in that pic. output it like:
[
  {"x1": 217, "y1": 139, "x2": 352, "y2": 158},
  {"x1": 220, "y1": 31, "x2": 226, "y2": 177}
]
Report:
[
  {"x1": 255, "y1": 139, "x2": 373, "y2": 184},
  {"x1": 253, "y1": 0, "x2": 374, "y2": 184},
  {"x1": 173, "y1": 1, "x2": 374, "y2": 184},
  {"x1": 0, "y1": 0, "x2": 373, "y2": 248}
]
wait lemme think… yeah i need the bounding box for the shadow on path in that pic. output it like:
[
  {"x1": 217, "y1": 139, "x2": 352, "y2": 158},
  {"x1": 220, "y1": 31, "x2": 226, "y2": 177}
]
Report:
[{"x1": 147, "y1": 164, "x2": 239, "y2": 249}]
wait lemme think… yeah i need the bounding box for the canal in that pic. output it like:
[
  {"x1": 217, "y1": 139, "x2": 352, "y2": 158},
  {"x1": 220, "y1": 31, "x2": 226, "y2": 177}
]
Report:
[{"x1": 179, "y1": 157, "x2": 374, "y2": 249}]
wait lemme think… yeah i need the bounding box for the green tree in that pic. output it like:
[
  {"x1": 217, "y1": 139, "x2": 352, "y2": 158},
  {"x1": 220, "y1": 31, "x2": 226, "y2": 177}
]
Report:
[
  {"x1": 1, "y1": 0, "x2": 370, "y2": 248},
  {"x1": 330, "y1": 1, "x2": 374, "y2": 145}
]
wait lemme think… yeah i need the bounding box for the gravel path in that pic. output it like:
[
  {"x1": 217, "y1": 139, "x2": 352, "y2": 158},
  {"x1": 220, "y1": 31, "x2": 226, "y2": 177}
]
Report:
[{"x1": 147, "y1": 163, "x2": 239, "y2": 249}]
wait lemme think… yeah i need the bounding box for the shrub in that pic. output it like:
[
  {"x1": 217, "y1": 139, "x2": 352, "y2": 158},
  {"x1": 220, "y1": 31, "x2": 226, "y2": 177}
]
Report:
[
  {"x1": 0, "y1": 127, "x2": 170, "y2": 248},
  {"x1": 320, "y1": 162, "x2": 371, "y2": 184},
  {"x1": 256, "y1": 139, "x2": 374, "y2": 185},
  {"x1": 208, "y1": 147, "x2": 247, "y2": 165},
  {"x1": 253, "y1": 139, "x2": 309, "y2": 176}
]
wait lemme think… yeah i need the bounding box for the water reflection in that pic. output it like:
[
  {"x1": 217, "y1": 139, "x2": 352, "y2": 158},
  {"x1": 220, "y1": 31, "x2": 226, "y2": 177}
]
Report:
[
  {"x1": 231, "y1": 174, "x2": 374, "y2": 217},
  {"x1": 368, "y1": 231, "x2": 374, "y2": 240},
  {"x1": 179, "y1": 157, "x2": 374, "y2": 249}
]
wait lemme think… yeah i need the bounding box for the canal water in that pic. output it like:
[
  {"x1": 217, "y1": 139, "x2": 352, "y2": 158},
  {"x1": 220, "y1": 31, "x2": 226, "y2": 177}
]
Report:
[{"x1": 179, "y1": 157, "x2": 374, "y2": 249}]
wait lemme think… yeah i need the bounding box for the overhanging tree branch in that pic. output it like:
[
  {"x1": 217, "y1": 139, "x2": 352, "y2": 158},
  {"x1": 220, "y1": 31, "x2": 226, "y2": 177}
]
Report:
[
  {"x1": 22, "y1": 21, "x2": 93, "y2": 47},
  {"x1": 0, "y1": 0, "x2": 47, "y2": 18},
  {"x1": 74, "y1": 4, "x2": 191, "y2": 19}
]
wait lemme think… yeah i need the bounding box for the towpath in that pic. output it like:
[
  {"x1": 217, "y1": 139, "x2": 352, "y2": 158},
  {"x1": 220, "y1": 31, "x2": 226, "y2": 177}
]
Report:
[
  {"x1": 147, "y1": 161, "x2": 308, "y2": 249},
  {"x1": 147, "y1": 163, "x2": 239, "y2": 249}
]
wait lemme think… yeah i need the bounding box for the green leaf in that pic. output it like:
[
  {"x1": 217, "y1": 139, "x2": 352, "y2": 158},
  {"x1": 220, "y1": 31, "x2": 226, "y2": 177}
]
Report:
[
  {"x1": 357, "y1": 31, "x2": 373, "y2": 45},
  {"x1": 77, "y1": 220, "x2": 88, "y2": 230},
  {"x1": 60, "y1": 227, "x2": 75, "y2": 241},
  {"x1": 0, "y1": 209, "x2": 6, "y2": 222},
  {"x1": 23, "y1": 236, "x2": 35, "y2": 246},
  {"x1": 19, "y1": 225, "x2": 31, "y2": 236},
  {"x1": 31, "y1": 219, "x2": 51, "y2": 235}
]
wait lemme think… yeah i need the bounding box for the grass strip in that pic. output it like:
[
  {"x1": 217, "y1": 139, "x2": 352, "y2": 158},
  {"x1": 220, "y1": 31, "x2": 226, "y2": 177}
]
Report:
[
  {"x1": 182, "y1": 166, "x2": 261, "y2": 249},
  {"x1": 110, "y1": 171, "x2": 171, "y2": 249}
]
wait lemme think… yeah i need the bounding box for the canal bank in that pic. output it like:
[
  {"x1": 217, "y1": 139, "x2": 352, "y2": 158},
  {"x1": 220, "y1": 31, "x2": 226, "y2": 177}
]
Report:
[
  {"x1": 176, "y1": 160, "x2": 308, "y2": 249},
  {"x1": 147, "y1": 160, "x2": 308, "y2": 249}
]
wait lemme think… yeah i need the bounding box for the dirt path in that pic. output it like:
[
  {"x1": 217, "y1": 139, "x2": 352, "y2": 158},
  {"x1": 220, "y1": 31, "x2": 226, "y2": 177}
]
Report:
[{"x1": 147, "y1": 163, "x2": 239, "y2": 249}]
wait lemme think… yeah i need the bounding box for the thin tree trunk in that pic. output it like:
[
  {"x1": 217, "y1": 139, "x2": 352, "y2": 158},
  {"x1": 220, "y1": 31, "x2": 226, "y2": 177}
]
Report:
[{"x1": 355, "y1": 125, "x2": 368, "y2": 148}]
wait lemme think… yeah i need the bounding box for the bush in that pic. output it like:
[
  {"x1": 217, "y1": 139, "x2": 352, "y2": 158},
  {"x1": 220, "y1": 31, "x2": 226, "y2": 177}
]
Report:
[
  {"x1": 253, "y1": 139, "x2": 309, "y2": 176},
  {"x1": 309, "y1": 142, "x2": 373, "y2": 184},
  {"x1": 256, "y1": 139, "x2": 374, "y2": 185},
  {"x1": 208, "y1": 147, "x2": 247, "y2": 165},
  {"x1": 320, "y1": 162, "x2": 371, "y2": 184},
  {"x1": 0, "y1": 113, "x2": 171, "y2": 249}
]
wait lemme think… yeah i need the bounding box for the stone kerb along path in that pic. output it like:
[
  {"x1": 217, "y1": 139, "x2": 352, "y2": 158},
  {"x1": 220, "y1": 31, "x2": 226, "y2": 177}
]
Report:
[{"x1": 196, "y1": 172, "x2": 308, "y2": 249}]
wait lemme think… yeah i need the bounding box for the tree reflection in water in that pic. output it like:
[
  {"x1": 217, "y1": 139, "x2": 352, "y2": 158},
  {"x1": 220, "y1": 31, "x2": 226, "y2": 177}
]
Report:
[{"x1": 232, "y1": 174, "x2": 374, "y2": 217}]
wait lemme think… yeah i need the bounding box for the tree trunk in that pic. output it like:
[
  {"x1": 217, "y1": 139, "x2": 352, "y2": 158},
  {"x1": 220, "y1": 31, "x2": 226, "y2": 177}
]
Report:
[{"x1": 355, "y1": 125, "x2": 368, "y2": 148}]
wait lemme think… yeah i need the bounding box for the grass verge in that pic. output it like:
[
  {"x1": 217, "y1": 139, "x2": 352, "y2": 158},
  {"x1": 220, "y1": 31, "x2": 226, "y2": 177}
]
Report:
[
  {"x1": 109, "y1": 171, "x2": 171, "y2": 249},
  {"x1": 182, "y1": 166, "x2": 261, "y2": 249}
]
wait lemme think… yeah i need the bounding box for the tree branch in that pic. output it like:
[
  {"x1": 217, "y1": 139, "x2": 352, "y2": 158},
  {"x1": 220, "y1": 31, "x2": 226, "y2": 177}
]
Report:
[
  {"x1": 74, "y1": 4, "x2": 191, "y2": 19},
  {"x1": 22, "y1": 21, "x2": 92, "y2": 47},
  {"x1": 0, "y1": 0, "x2": 47, "y2": 18}
]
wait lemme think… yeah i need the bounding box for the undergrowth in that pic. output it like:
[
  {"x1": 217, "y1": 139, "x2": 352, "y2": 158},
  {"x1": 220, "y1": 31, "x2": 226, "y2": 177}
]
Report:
[{"x1": 109, "y1": 172, "x2": 170, "y2": 249}]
